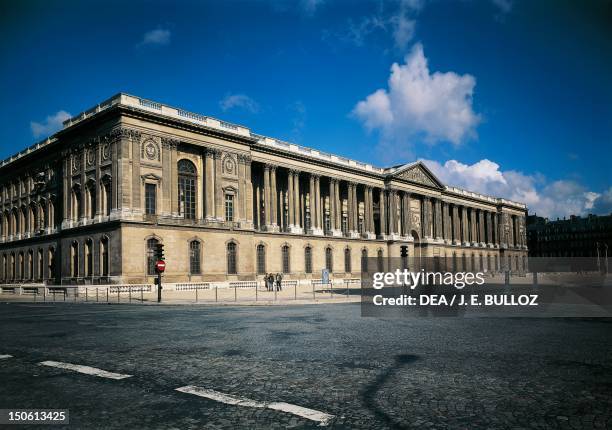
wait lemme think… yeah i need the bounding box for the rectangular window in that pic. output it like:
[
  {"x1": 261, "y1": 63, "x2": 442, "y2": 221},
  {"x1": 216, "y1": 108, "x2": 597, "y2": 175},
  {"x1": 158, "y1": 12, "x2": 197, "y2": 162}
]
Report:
[
  {"x1": 145, "y1": 184, "x2": 157, "y2": 215},
  {"x1": 225, "y1": 194, "x2": 234, "y2": 222}
]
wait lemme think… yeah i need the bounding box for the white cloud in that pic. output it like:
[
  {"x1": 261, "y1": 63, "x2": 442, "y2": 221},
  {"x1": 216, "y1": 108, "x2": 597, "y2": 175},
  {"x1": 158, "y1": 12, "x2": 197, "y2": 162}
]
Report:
[
  {"x1": 592, "y1": 187, "x2": 612, "y2": 214},
  {"x1": 219, "y1": 94, "x2": 260, "y2": 113},
  {"x1": 491, "y1": 0, "x2": 512, "y2": 14},
  {"x1": 30, "y1": 110, "x2": 71, "y2": 138},
  {"x1": 353, "y1": 43, "x2": 480, "y2": 149},
  {"x1": 138, "y1": 28, "x2": 171, "y2": 47},
  {"x1": 421, "y1": 158, "x2": 606, "y2": 219}
]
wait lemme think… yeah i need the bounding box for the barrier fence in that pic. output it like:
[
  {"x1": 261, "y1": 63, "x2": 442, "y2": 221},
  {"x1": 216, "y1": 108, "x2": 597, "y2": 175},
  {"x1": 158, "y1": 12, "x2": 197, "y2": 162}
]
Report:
[{"x1": 0, "y1": 279, "x2": 364, "y2": 304}]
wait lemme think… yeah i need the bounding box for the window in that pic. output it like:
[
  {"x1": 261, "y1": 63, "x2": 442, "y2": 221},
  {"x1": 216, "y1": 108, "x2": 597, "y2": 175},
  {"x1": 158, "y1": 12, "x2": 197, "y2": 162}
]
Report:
[
  {"x1": 304, "y1": 246, "x2": 313, "y2": 274},
  {"x1": 71, "y1": 242, "x2": 79, "y2": 277},
  {"x1": 146, "y1": 238, "x2": 159, "y2": 276},
  {"x1": 344, "y1": 248, "x2": 351, "y2": 273},
  {"x1": 305, "y1": 209, "x2": 311, "y2": 231},
  {"x1": 85, "y1": 240, "x2": 93, "y2": 277},
  {"x1": 72, "y1": 187, "x2": 82, "y2": 221},
  {"x1": 361, "y1": 249, "x2": 368, "y2": 273},
  {"x1": 102, "y1": 179, "x2": 112, "y2": 216},
  {"x1": 282, "y1": 245, "x2": 290, "y2": 274},
  {"x1": 145, "y1": 184, "x2": 157, "y2": 215},
  {"x1": 225, "y1": 194, "x2": 234, "y2": 222},
  {"x1": 377, "y1": 249, "x2": 384, "y2": 273},
  {"x1": 1, "y1": 254, "x2": 6, "y2": 281},
  {"x1": 101, "y1": 237, "x2": 109, "y2": 277},
  {"x1": 341, "y1": 215, "x2": 348, "y2": 234},
  {"x1": 19, "y1": 252, "x2": 24, "y2": 279},
  {"x1": 227, "y1": 242, "x2": 237, "y2": 274},
  {"x1": 178, "y1": 159, "x2": 196, "y2": 219},
  {"x1": 189, "y1": 241, "x2": 201, "y2": 274},
  {"x1": 325, "y1": 247, "x2": 333, "y2": 272},
  {"x1": 87, "y1": 182, "x2": 96, "y2": 219},
  {"x1": 256, "y1": 244, "x2": 266, "y2": 275},
  {"x1": 10, "y1": 253, "x2": 15, "y2": 280},
  {"x1": 324, "y1": 213, "x2": 331, "y2": 233}
]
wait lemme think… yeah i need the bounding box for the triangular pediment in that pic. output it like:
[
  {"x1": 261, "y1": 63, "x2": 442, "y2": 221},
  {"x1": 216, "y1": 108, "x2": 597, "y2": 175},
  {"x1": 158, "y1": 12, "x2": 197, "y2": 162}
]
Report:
[{"x1": 389, "y1": 161, "x2": 444, "y2": 189}]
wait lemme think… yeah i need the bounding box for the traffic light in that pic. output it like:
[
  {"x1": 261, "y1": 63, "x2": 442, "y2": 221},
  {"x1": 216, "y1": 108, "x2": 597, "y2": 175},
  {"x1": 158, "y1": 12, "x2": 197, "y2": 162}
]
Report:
[
  {"x1": 155, "y1": 243, "x2": 165, "y2": 260},
  {"x1": 400, "y1": 246, "x2": 408, "y2": 258}
]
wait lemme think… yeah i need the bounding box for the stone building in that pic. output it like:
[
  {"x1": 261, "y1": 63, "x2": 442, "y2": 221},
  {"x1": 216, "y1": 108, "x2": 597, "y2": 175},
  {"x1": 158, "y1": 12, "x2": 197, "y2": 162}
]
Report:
[
  {"x1": 0, "y1": 94, "x2": 528, "y2": 285},
  {"x1": 527, "y1": 213, "x2": 612, "y2": 257}
]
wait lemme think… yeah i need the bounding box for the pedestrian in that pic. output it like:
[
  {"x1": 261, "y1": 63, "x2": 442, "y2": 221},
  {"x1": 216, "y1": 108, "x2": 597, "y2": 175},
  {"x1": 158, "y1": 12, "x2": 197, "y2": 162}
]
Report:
[
  {"x1": 276, "y1": 272, "x2": 283, "y2": 291},
  {"x1": 265, "y1": 273, "x2": 272, "y2": 291}
]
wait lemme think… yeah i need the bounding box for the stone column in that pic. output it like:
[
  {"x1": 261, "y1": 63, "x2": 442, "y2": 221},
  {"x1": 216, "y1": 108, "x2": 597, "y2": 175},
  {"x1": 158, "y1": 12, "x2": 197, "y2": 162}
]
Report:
[
  {"x1": 244, "y1": 157, "x2": 253, "y2": 229},
  {"x1": 478, "y1": 210, "x2": 485, "y2": 246},
  {"x1": 263, "y1": 165, "x2": 271, "y2": 229},
  {"x1": 434, "y1": 198, "x2": 442, "y2": 240},
  {"x1": 389, "y1": 190, "x2": 397, "y2": 237},
  {"x1": 461, "y1": 206, "x2": 470, "y2": 245},
  {"x1": 291, "y1": 170, "x2": 301, "y2": 233},
  {"x1": 308, "y1": 174, "x2": 316, "y2": 234},
  {"x1": 329, "y1": 178, "x2": 335, "y2": 231},
  {"x1": 379, "y1": 189, "x2": 386, "y2": 239},
  {"x1": 422, "y1": 196, "x2": 432, "y2": 239},
  {"x1": 366, "y1": 186, "x2": 375, "y2": 239},
  {"x1": 485, "y1": 211, "x2": 492, "y2": 246},
  {"x1": 334, "y1": 180, "x2": 342, "y2": 235},
  {"x1": 314, "y1": 175, "x2": 322, "y2": 234},
  {"x1": 287, "y1": 170, "x2": 294, "y2": 228},
  {"x1": 469, "y1": 208, "x2": 477, "y2": 245},
  {"x1": 205, "y1": 150, "x2": 215, "y2": 220},
  {"x1": 493, "y1": 212, "x2": 500, "y2": 246},
  {"x1": 270, "y1": 166, "x2": 278, "y2": 230},
  {"x1": 347, "y1": 182, "x2": 354, "y2": 234},
  {"x1": 351, "y1": 183, "x2": 359, "y2": 238}
]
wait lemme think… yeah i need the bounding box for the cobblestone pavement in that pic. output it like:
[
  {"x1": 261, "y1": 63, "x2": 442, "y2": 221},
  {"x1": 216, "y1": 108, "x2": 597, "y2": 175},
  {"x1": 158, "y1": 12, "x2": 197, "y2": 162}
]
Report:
[{"x1": 0, "y1": 302, "x2": 611, "y2": 429}]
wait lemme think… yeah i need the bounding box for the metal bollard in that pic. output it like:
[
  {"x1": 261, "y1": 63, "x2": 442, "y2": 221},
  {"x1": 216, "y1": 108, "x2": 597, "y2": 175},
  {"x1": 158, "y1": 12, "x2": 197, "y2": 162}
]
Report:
[
  {"x1": 234, "y1": 285, "x2": 237, "y2": 302},
  {"x1": 532, "y1": 272, "x2": 538, "y2": 287},
  {"x1": 215, "y1": 285, "x2": 218, "y2": 302},
  {"x1": 312, "y1": 283, "x2": 315, "y2": 300},
  {"x1": 141, "y1": 287, "x2": 143, "y2": 303},
  {"x1": 106, "y1": 287, "x2": 109, "y2": 303},
  {"x1": 195, "y1": 287, "x2": 198, "y2": 303},
  {"x1": 330, "y1": 282, "x2": 333, "y2": 298},
  {"x1": 346, "y1": 282, "x2": 349, "y2": 298},
  {"x1": 129, "y1": 287, "x2": 132, "y2": 303},
  {"x1": 256, "y1": 283, "x2": 258, "y2": 301},
  {"x1": 294, "y1": 282, "x2": 297, "y2": 300},
  {"x1": 274, "y1": 285, "x2": 277, "y2": 301},
  {"x1": 85, "y1": 288, "x2": 88, "y2": 302},
  {"x1": 117, "y1": 288, "x2": 120, "y2": 303}
]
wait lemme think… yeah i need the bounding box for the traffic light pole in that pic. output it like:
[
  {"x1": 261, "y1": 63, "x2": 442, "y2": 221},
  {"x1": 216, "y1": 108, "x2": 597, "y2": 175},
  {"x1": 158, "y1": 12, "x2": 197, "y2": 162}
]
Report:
[{"x1": 157, "y1": 271, "x2": 162, "y2": 303}]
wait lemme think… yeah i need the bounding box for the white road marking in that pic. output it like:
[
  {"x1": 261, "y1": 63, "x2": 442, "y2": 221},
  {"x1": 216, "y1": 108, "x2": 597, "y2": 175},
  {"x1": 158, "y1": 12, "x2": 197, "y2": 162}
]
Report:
[
  {"x1": 38, "y1": 361, "x2": 132, "y2": 380},
  {"x1": 175, "y1": 385, "x2": 334, "y2": 426},
  {"x1": 0, "y1": 354, "x2": 13, "y2": 359}
]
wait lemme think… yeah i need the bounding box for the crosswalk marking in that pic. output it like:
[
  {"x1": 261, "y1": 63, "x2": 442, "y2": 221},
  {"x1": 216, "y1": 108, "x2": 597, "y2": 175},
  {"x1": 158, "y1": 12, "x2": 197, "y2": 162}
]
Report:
[
  {"x1": 0, "y1": 354, "x2": 12, "y2": 359},
  {"x1": 175, "y1": 385, "x2": 334, "y2": 425},
  {"x1": 38, "y1": 361, "x2": 132, "y2": 380}
]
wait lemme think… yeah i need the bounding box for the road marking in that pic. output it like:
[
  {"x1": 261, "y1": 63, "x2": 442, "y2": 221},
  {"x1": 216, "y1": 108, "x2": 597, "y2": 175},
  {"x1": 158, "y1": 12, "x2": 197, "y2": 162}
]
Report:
[
  {"x1": 38, "y1": 361, "x2": 132, "y2": 380},
  {"x1": 175, "y1": 385, "x2": 334, "y2": 426},
  {"x1": 0, "y1": 354, "x2": 13, "y2": 359}
]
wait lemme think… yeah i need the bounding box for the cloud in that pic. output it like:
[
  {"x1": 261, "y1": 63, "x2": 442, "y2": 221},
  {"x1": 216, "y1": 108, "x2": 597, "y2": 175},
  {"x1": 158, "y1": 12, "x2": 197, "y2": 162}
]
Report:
[
  {"x1": 30, "y1": 110, "x2": 71, "y2": 138},
  {"x1": 219, "y1": 94, "x2": 260, "y2": 113},
  {"x1": 332, "y1": 0, "x2": 421, "y2": 49},
  {"x1": 491, "y1": 0, "x2": 512, "y2": 14},
  {"x1": 421, "y1": 158, "x2": 607, "y2": 219},
  {"x1": 591, "y1": 187, "x2": 612, "y2": 215},
  {"x1": 138, "y1": 28, "x2": 171, "y2": 47},
  {"x1": 353, "y1": 43, "x2": 480, "y2": 150}
]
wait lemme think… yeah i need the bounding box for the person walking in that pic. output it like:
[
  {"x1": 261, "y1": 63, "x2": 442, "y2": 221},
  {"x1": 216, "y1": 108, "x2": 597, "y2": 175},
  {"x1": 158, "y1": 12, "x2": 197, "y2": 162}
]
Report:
[{"x1": 276, "y1": 272, "x2": 283, "y2": 291}]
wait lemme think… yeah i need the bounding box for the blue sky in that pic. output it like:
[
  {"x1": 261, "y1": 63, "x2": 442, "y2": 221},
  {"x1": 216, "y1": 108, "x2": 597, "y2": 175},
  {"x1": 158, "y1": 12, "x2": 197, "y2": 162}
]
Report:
[{"x1": 1, "y1": 0, "x2": 610, "y2": 218}]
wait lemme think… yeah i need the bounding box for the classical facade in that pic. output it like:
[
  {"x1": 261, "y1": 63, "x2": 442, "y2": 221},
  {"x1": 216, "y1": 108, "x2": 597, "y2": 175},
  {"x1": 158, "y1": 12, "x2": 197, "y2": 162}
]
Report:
[{"x1": 0, "y1": 94, "x2": 528, "y2": 285}]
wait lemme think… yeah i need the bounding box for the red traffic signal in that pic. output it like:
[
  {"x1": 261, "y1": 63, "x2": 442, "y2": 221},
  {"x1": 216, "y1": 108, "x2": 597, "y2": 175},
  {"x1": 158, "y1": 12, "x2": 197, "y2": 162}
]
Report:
[{"x1": 155, "y1": 260, "x2": 166, "y2": 273}]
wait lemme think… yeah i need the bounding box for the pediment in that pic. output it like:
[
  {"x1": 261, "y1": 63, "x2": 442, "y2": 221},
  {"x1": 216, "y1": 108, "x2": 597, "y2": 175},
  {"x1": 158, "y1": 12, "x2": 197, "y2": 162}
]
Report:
[{"x1": 391, "y1": 162, "x2": 444, "y2": 189}]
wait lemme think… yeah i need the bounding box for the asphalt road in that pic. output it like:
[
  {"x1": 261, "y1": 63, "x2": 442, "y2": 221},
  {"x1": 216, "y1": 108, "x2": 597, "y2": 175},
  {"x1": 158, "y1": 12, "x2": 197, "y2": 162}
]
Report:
[{"x1": 0, "y1": 302, "x2": 611, "y2": 429}]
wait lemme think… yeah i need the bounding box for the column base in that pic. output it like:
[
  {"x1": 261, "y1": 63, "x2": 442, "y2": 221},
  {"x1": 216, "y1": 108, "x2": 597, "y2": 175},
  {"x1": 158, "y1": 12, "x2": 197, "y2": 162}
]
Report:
[
  {"x1": 331, "y1": 229, "x2": 343, "y2": 237},
  {"x1": 364, "y1": 232, "x2": 377, "y2": 240},
  {"x1": 308, "y1": 227, "x2": 324, "y2": 236},
  {"x1": 289, "y1": 225, "x2": 303, "y2": 234},
  {"x1": 462, "y1": 242, "x2": 471, "y2": 247},
  {"x1": 387, "y1": 233, "x2": 402, "y2": 241},
  {"x1": 263, "y1": 224, "x2": 280, "y2": 232},
  {"x1": 349, "y1": 231, "x2": 360, "y2": 239}
]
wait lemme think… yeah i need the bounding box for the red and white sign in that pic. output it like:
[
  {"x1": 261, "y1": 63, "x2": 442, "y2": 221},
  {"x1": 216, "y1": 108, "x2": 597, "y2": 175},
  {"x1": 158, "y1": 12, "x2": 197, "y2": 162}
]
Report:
[{"x1": 155, "y1": 260, "x2": 166, "y2": 273}]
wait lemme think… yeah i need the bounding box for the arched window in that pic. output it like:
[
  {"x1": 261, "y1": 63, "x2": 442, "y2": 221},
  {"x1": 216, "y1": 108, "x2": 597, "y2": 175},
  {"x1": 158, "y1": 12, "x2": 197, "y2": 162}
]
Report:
[
  {"x1": 38, "y1": 249, "x2": 44, "y2": 280},
  {"x1": 361, "y1": 249, "x2": 368, "y2": 273},
  {"x1": 1, "y1": 254, "x2": 6, "y2": 281},
  {"x1": 304, "y1": 246, "x2": 313, "y2": 274},
  {"x1": 72, "y1": 185, "x2": 81, "y2": 221},
  {"x1": 344, "y1": 248, "x2": 351, "y2": 273},
  {"x1": 86, "y1": 181, "x2": 96, "y2": 219},
  {"x1": 101, "y1": 177, "x2": 112, "y2": 216},
  {"x1": 281, "y1": 245, "x2": 290, "y2": 274},
  {"x1": 28, "y1": 250, "x2": 33, "y2": 280},
  {"x1": 227, "y1": 242, "x2": 237, "y2": 274},
  {"x1": 100, "y1": 237, "x2": 109, "y2": 277},
  {"x1": 85, "y1": 239, "x2": 93, "y2": 277},
  {"x1": 178, "y1": 159, "x2": 197, "y2": 220},
  {"x1": 146, "y1": 238, "x2": 159, "y2": 275},
  {"x1": 377, "y1": 249, "x2": 384, "y2": 273},
  {"x1": 71, "y1": 242, "x2": 79, "y2": 277},
  {"x1": 325, "y1": 247, "x2": 333, "y2": 272},
  {"x1": 189, "y1": 240, "x2": 201, "y2": 275},
  {"x1": 256, "y1": 244, "x2": 266, "y2": 275}
]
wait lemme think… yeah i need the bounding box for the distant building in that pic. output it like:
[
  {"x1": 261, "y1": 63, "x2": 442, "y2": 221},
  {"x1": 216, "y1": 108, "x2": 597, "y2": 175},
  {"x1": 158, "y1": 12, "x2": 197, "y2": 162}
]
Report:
[{"x1": 527, "y1": 213, "x2": 612, "y2": 257}]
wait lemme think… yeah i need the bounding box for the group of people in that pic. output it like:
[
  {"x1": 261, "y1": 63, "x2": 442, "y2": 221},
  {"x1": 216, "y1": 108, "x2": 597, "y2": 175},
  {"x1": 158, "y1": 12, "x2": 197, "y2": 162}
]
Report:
[{"x1": 264, "y1": 273, "x2": 283, "y2": 291}]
